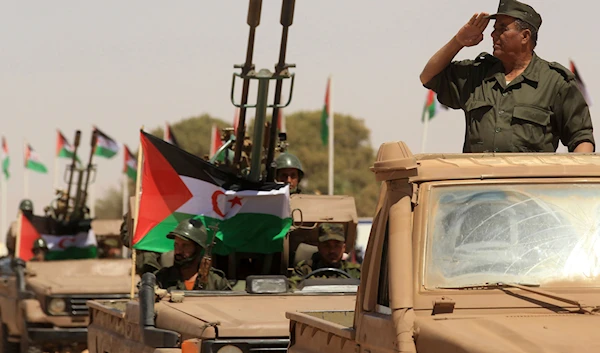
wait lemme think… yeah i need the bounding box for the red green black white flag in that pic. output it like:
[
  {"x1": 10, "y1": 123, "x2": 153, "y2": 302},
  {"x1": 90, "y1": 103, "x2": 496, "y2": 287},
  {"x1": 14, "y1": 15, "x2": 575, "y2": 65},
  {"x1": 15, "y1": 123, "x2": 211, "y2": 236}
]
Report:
[
  {"x1": 132, "y1": 131, "x2": 292, "y2": 255},
  {"x1": 93, "y1": 127, "x2": 119, "y2": 159}
]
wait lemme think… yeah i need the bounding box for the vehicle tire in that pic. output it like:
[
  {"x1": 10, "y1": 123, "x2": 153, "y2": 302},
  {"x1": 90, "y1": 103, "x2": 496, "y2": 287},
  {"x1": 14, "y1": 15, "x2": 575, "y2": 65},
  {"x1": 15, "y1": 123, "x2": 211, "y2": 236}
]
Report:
[{"x1": 0, "y1": 323, "x2": 18, "y2": 353}]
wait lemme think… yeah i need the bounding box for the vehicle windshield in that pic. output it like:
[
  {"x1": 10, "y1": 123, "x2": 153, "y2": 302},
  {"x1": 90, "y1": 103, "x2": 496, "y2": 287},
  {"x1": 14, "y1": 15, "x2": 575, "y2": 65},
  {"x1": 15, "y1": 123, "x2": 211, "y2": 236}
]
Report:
[{"x1": 425, "y1": 183, "x2": 600, "y2": 288}]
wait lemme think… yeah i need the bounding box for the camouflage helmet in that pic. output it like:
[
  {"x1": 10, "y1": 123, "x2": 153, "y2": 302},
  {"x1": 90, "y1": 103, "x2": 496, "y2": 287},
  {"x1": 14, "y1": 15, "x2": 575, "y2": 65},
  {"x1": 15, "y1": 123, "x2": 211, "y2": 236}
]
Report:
[
  {"x1": 19, "y1": 199, "x2": 34, "y2": 213},
  {"x1": 275, "y1": 153, "x2": 304, "y2": 179},
  {"x1": 32, "y1": 238, "x2": 48, "y2": 251},
  {"x1": 166, "y1": 218, "x2": 208, "y2": 249}
]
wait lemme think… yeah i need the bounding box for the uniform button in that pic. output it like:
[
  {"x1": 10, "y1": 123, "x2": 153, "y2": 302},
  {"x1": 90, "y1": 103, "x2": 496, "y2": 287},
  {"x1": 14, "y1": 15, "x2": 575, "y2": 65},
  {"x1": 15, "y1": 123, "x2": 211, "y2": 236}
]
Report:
[
  {"x1": 495, "y1": 128, "x2": 502, "y2": 133},
  {"x1": 499, "y1": 110, "x2": 505, "y2": 114},
  {"x1": 502, "y1": 92, "x2": 509, "y2": 96}
]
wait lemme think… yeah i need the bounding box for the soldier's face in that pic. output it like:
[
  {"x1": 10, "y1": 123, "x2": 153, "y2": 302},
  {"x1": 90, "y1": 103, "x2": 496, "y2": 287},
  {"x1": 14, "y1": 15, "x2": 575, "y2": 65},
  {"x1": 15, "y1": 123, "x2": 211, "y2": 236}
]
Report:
[
  {"x1": 491, "y1": 16, "x2": 526, "y2": 59},
  {"x1": 318, "y1": 240, "x2": 346, "y2": 265},
  {"x1": 276, "y1": 168, "x2": 299, "y2": 191},
  {"x1": 32, "y1": 250, "x2": 45, "y2": 262},
  {"x1": 174, "y1": 237, "x2": 197, "y2": 262}
]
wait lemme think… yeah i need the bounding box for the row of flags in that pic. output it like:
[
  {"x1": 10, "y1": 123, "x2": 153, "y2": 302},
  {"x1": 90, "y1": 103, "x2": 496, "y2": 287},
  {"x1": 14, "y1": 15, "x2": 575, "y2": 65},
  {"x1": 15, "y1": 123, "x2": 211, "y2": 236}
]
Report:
[
  {"x1": 421, "y1": 59, "x2": 592, "y2": 123},
  {"x1": 0, "y1": 127, "x2": 122, "y2": 182}
]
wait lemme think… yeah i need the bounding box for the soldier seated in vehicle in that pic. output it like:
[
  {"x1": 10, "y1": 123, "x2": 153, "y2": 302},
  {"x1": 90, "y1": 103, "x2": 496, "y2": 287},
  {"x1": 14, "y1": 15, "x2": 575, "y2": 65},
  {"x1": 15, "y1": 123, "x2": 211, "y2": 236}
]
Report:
[
  {"x1": 155, "y1": 218, "x2": 231, "y2": 291},
  {"x1": 31, "y1": 238, "x2": 49, "y2": 262},
  {"x1": 120, "y1": 210, "x2": 163, "y2": 275},
  {"x1": 275, "y1": 153, "x2": 304, "y2": 194},
  {"x1": 290, "y1": 223, "x2": 361, "y2": 285}
]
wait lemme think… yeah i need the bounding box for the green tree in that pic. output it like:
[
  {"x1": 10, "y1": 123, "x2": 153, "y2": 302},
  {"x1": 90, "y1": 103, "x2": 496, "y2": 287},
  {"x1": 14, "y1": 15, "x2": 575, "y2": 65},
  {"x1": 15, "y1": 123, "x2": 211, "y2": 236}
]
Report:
[
  {"x1": 94, "y1": 186, "x2": 125, "y2": 219},
  {"x1": 94, "y1": 111, "x2": 379, "y2": 218},
  {"x1": 285, "y1": 110, "x2": 378, "y2": 217},
  {"x1": 151, "y1": 114, "x2": 230, "y2": 158}
]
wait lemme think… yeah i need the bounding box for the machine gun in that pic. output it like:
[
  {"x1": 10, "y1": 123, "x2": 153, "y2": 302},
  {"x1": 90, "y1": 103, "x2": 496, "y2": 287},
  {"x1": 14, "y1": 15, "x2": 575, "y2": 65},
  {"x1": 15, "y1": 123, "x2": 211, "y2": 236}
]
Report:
[
  {"x1": 228, "y1": 0, "x2": 296, "y2": 182},
  {"x1": 47, "y1": 130, "x2": 97, "y2": 230}
]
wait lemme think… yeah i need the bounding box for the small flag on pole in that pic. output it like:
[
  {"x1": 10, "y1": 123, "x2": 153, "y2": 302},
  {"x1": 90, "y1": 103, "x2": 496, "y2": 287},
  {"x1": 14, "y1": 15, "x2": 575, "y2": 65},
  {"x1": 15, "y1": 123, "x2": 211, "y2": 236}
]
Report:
[
  {"x1": 93, "y1": 127, "x2": 119, "y2": 159},
  {"x1": 24, "y1": 144, "x2": 48, "y2": 174},
  {"x1": 209, "y1": 125, "x2": 224, "y2": 158},
  {"x1": 123, "y1": 145, "x2": 137, "y2": 180},
  {"x1": 233, "y1": 108, "x2": 240, "y2": 135},
  {"x1": 569, "y1": 59, "x2": 592, "y2": 106},
  {"x1": 164, "y1": 122, "x2": 180, "y2": 147},
  {"x1": 1, "y1": 137, "x2": 9, "y2": 180},
  {"x1": 56, "y1": 130, "x2": 79, "y2": 162}
]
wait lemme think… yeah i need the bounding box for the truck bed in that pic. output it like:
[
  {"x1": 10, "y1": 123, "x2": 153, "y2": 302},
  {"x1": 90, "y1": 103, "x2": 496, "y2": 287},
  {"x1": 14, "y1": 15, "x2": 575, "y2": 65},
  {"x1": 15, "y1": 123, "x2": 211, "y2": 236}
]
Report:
[{"x1": 286, "y1": 310, "x2": 357, "y2": 353}]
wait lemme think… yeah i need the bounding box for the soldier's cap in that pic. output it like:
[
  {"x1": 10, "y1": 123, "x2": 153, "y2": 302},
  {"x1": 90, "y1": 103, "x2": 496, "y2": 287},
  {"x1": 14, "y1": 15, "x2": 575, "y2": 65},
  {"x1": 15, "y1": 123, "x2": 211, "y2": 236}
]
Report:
[
  {"x1": 318, "y1": 223, "x2": 346, "y2": 243},
  {"x1": 487, "y1": 0, "x2": 542, "y2": 31}
]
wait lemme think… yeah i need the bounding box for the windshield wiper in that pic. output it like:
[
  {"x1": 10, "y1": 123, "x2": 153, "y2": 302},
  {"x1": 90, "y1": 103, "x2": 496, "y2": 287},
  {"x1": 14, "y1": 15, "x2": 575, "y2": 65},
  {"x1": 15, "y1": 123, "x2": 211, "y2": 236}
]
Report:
[{"x1": 438, "y1": 282, "x2": 599, "y2": 315}]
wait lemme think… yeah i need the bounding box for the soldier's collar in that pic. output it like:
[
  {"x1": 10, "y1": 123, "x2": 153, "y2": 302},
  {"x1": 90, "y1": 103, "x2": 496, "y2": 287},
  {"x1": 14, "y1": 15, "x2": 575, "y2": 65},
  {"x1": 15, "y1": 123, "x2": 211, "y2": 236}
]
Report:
[{"x1": 484, "y1": 52, "x2": 540, "y2": 85}]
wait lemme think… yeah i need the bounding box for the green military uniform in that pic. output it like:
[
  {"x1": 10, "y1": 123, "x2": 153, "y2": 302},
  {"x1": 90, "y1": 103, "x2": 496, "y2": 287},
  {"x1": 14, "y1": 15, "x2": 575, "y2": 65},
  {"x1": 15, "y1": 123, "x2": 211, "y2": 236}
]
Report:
[
  {"x1": 155, "y1": 266, "x2": 230, "y2": 291},
  {"x1": 156, "y1": 217, "x2": 232, "y2": 291},
  {"x1": 425, "y1": 0, "x2": 594, "y2": 153},
  {"x1": 289, "y1": 223, "x2": 360, "y2": 286},
  {"x1": 293, "y1": 252, "x2": 361, "y2": 280},
  {"x1": 120, "y1": 211, "x2": 162, "y2": 275}
]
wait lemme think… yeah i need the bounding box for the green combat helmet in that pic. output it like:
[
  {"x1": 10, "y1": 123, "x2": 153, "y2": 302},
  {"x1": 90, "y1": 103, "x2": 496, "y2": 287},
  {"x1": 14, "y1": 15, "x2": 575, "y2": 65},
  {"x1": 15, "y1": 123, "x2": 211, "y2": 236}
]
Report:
[
  {"x1": 275, "y1": 153, "x2": 304, "y2": 179},
  {"x1": 167, "y1": 218, "x2": 208, "y2": 249},
  {"x1": 19, "y1": 199, "x2": 34, "y2": 213},
  {"x1": 32, "y1": 238, "x2": 48, "y2": 251},
  {"x1": 166, "y1": 218, "x2": 209, "y2": 266}
]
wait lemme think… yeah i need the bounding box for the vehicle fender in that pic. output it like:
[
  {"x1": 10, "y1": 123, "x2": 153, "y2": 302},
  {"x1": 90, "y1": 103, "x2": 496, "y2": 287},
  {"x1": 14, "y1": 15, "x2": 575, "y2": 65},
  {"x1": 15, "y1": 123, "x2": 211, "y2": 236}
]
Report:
[{"x1": 20, "y1": 299, "x2": 48, "y2": 324}]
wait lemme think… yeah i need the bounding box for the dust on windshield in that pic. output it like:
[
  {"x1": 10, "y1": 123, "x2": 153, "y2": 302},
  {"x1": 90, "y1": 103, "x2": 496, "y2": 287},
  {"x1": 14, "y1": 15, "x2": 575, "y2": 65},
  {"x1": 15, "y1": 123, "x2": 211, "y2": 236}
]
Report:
[{"x1": 425, "y1": 183, "x2": 600, "y2": 288}]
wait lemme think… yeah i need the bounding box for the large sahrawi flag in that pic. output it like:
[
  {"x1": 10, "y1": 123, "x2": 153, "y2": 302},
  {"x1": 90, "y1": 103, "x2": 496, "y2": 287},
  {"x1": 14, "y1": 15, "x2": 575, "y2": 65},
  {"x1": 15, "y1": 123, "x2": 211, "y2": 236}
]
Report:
[{"x1": 132, "y1": 131, "x2": 292, "y2": 255}]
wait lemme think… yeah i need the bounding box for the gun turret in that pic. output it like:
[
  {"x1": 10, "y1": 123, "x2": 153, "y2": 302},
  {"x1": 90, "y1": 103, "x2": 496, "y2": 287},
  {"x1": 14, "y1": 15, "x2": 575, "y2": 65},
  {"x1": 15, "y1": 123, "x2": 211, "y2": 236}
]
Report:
[
  {"x1": 230, "y1": 0, "x2": 296, "y2": 182},
  {"x1": 68, "y1": 130, "x2": 97, "y2": 223},
  {"x1": 61, "y1": 131, "x2": 81, "y2": 221}
]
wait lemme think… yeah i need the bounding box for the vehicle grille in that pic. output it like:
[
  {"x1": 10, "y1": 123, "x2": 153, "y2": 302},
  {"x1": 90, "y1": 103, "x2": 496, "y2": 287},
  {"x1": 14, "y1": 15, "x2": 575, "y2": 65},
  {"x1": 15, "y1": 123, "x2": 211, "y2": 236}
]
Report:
[{"x1": 68, "y1": 294, "x2": 130, "y2": 316}]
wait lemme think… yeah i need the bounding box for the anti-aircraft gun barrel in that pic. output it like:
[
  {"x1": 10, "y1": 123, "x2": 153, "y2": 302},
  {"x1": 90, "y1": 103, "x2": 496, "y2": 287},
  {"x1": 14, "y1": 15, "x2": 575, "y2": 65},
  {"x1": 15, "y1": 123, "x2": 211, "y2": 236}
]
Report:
[
  {"x1": 266, "y1": 0, "x2": 296, "y2": 182},
  {"x1": 63, "y1": 130, "x2": 81, "y2": 219},
  {"x1": 232, "y1": 0, "x2": 263, "y2": 169},
  {"x1": 70, "y1": 130, "x2": 97, "y2": 221}
]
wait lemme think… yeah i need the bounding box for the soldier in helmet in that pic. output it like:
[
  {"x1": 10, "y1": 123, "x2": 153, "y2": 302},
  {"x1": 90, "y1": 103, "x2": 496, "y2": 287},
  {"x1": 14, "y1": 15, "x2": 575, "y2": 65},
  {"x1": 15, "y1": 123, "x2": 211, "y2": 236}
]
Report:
[
  {"x1": 275, "y1": 153, "x2": 304, "y2": 194},
  {"x1": 290, "y1": 223, "x2": 361, "y2": 285},
  {"x1": 31, "y1": 238, "x2": 48, "y2": 262},
  {"x1": 155, "y1": 218, "x2": 231, "y2": 291},
  {"x1": 19, "y1": 199, "x2": 34, "y2": 217},
  {"x1": 7, "y1": 199, "x2": 36, "y2": 256}
]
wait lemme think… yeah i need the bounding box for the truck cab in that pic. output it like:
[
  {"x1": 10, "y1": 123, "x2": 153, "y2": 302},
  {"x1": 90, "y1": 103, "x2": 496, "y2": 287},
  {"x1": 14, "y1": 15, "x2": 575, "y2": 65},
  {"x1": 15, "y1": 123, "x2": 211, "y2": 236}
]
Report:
[
  {"x1": 86, "y1": 194, "x2": 361, "y2": 353},
  {"x1": 287, "y1": 142, "x2": 600, "y2": 353}
]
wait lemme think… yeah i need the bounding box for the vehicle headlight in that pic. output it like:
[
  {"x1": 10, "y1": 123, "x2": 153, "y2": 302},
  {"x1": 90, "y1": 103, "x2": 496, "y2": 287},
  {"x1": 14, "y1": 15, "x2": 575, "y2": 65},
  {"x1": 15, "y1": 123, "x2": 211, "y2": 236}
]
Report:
[
  {"x1": 48, "y1": 298, "x2": 67, "y2": 315},
  {"x1": 217, "y1": 345, "x2": 243, "y2": 353},
  {"x1": 245, "y1": 275, "x2": 288, "y2": 294}
]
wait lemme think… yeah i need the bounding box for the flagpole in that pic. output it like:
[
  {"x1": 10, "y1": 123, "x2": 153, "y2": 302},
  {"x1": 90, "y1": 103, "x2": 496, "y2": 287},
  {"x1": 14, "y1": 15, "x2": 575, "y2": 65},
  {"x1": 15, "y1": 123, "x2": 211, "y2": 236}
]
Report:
[
  {"x1": 0, "y1": 176, "x2": 7, "y2": 256},
  {"x1": 209, "y1": 124, "x2": 215, "y2": 157},
  {"x1": 130, "y1": 127, "x2": 144, "y2": 299},
  {"x1": 328, "y1": 75, "x2": 334, "y2": 196},
  {"x1": 421, "y1": 111, "x2": 429, "y2": 153},
  {"x1": 89, "y1": 183, "x2": 96, "y2": 218},
  {"x1": 53, "y1": 155, "x2": 59, "y2": 191},
  {"x1": 23, "y1": 139, "x2": 29, "y2": 198}
]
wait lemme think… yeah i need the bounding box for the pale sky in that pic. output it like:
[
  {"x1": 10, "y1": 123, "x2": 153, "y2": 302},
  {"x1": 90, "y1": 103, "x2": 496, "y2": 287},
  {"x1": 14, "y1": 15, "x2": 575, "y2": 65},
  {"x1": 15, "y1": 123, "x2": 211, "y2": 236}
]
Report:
[{"x1": 1, "y1": 0, "x2": 599, "y2": 222}]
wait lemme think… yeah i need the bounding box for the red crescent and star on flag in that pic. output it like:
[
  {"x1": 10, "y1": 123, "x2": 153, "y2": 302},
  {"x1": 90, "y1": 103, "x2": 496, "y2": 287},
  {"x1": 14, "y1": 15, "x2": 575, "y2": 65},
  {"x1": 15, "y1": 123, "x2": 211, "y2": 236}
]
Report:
[{"x1": 211, "y1": 191, "x2": 243, "y2": 218}]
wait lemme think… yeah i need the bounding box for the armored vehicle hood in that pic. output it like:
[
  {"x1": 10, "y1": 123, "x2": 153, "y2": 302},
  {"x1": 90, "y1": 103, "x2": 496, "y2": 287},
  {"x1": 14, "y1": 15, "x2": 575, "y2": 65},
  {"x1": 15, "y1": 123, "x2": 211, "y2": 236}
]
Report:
[
  {"x1": 154, "y1": 294, "x2": 356, "y2": 339},
  {"x1": 26, "y1": 259, "x2": 133, "y2": 295},
  {"x1": 416, "y1": 314, "x2": 600, "y2": 352}
]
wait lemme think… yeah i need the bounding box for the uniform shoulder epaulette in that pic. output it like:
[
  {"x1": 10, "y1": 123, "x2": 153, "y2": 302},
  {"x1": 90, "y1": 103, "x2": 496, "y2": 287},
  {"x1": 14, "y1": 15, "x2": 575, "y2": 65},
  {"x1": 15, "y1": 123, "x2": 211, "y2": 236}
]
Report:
[
  {"x1": 474, "y1": 52, "x2": 498, "y2": 64},
  {"x1": 548, "y1": 61, "x2": 575, "y2": 81}
]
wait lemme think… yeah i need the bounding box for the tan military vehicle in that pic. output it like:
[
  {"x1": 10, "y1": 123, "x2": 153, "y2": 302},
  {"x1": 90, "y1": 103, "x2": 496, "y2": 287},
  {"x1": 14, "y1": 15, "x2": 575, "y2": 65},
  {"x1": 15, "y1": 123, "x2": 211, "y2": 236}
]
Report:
[
  {"x1": 287, "y1": 142, "x2": 600, "y2": 353},
  {"x1": 0, "y1": 218, "x2": 133, "y2": 353},
  {"x1": 86, "y1": 194, "x2": 359, "y2": 353}
]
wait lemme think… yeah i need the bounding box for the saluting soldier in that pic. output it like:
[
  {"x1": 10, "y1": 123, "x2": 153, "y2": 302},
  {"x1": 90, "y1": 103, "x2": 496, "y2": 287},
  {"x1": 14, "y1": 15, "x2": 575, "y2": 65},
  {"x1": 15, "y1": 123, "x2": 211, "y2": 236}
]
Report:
[
  {"x1": 420, "y1": 0, "x2": 594, "y2": 153},
  {"x1": 291, "y1": 223, "x2": 360, "y2": 284},
  {"x1": 155, "y1": 218, "x2": 231, "y2": 291}
]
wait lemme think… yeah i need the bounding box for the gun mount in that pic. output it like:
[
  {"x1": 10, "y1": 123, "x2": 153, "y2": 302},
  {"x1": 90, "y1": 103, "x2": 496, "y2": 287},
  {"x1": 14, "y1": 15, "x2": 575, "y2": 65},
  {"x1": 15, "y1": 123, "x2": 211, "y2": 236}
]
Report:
[
  {"x1": 208, "y1": 0, "x2": 296, "y2": 182},
  {"x1": 44, "y1": 130, "x2": 98, "y2": 231}
]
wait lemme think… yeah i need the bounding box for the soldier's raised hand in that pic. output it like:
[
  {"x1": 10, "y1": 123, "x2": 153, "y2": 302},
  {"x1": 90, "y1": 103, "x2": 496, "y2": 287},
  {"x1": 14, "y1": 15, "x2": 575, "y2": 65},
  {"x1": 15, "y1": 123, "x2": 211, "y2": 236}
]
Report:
[{"x1": 456, "y1": 13, "x2": 490, "y2": 47}]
